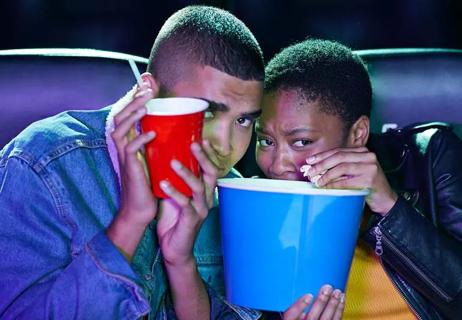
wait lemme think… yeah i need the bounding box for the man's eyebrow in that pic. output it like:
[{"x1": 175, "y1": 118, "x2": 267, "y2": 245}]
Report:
[
  {"x1": 198, "y1": 98, "x2": 261, "y2": 118},
  {"x1": 244, "y1": 110, "x2": 262, "y2": 119},
  {"x1": 199, "y1": 98, "x2": 229, "y2": 112}
]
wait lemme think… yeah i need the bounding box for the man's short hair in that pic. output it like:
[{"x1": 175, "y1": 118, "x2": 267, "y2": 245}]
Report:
[
  {"x1": 264, "y1": 39, "x2": 372, "y2": 130},
  {"x1": 147, "y1": 5, "x2": 264, "y2": 90}
]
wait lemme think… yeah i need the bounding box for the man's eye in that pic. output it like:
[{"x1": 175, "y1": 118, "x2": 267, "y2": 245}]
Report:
[
  {"x1": 204, "y1": 111, "x2": 214, "y2": 119},
  {"x1": 257, "y1": 138, "x2": 273, "y2": 147},
  {"x1": 236, "y1": 117, "x2": 253, "y2": 128},
  {"x1": 293, "y1": 139, "x2": 312, "y2": 147}
]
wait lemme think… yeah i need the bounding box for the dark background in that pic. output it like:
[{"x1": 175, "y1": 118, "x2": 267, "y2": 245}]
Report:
[{"x1": 1, "y1": 0, "x2": 461, "y2": 61}]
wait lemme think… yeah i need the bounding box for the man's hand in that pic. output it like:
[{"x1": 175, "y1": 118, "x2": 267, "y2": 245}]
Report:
[
  {"x1": 157, "y1": 141, "x2": 219, "y2": 266},
  {"x1": 157, "y1": 141, "x2": 219, "y2": 320},
  {"x1": 107, "y1": 84, "x2": 158, "y2": 260},
  {"x1": 283, "y1": 285, "x2": 344, "y2": 320},
  {"x1": 303, "y1": 147, "x2": 398, "y2": 216}
]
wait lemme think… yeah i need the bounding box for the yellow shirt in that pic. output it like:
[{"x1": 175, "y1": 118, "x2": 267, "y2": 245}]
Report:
[{"x1": 343, "y1": 241, "x2": 416, "y2": 320}]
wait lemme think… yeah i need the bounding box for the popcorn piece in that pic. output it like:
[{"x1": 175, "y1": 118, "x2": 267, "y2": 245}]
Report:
[
  {"x1": 299, "y1": 164, "x2": 326, "y2": 187},
  {"x1": 300, "y1": 164, "x2": 311, "y2": 178}
]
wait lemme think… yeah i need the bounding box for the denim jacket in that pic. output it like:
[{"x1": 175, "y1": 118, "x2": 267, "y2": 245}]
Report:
[{"x1": 0, "y1": 107, "x2": 260, "y2": 320}]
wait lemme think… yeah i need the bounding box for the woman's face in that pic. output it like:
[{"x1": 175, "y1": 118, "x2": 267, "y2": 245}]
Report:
[{"x1": 256, "y1": 89, "x2": 349, "y2": 181}]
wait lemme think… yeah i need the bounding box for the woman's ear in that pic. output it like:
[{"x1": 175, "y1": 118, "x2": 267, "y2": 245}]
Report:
[
  {"x1": 140, "y1": 72, "x2": 160, "y2": 97},
  {"x1": 347, "y1": 115, "x2": 370, "y2": 147}
]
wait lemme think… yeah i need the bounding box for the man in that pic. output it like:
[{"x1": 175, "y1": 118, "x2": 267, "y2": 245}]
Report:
[
  {"x1": 0, "y1": 6, "x2": 263, "y2": 319},
  {"x1": 255, "y1": 39, "x2": 462, "y2": 319},
  {"x1": 0, "y1": 6, "x2": 344, "y2": 319}
]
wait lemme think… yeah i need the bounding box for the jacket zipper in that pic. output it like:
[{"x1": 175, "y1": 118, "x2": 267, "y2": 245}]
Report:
[
  {"x1": 373, "y1": 226, "x2": 452, "y2": 303},
  {"x1": 372, "y1": 231, "x2": 423, "y2": 320}
]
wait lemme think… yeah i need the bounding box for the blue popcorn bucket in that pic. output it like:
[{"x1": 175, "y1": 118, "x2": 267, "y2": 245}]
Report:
[{"x1": 217, "y1": 178, "x2": 368, "y2": 312}]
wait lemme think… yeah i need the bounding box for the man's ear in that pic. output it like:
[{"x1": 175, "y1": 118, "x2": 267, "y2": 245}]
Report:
[
  {"x1": 140, "y1": 72, "x2": 160, "y2": 97},
  {"x1": 347, "y1": 115, "x2": 370, "y2": 147}
]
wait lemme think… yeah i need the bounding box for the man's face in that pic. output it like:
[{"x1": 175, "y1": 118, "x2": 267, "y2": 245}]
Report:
[
  {"x1": 168, "y1": 65, "x2": 263, "y2": 178},
  {"x1": 256, "y1": 89, "x2": 348, "y2": 181}
]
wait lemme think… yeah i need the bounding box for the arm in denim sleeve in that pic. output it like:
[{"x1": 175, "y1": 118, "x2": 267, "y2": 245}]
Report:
[
  {"x1": 154, "y1": 282, "x2": 261, "y2": 320},
  {"x1": 0, "y1": 157, "x2": 149, "y2": 319},
  {"x1": 207, "y1": 284, "x2": 262, "y2": 320}
]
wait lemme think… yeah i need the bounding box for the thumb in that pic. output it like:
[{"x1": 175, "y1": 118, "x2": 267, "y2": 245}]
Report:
[
  {"x1": 135, "y1": 144, "x2": 151, "y2": 187},
  {"x1": 157, "y1": 199, "x2": 180, "y2": 237}
]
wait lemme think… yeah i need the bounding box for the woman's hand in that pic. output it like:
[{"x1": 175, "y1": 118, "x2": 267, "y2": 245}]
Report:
[
  {"x1": 304, "y1": 147, "x2": 398, "y2": 216},
  {"x1": 283, "y1": 285, "x2": 345, "y2": 320}
]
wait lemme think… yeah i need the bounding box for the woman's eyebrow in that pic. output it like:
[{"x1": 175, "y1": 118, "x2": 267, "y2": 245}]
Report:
[{"x1": 283, "y1": 127, "x2": 317, "y2": 135}]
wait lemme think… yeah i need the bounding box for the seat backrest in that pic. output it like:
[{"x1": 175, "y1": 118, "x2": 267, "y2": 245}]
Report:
[
  {"x1": 0, "y1": 48, "x2": 148, "y2": 148},
  {"x1": 3, "y1": 48, "x2": 460, "y2": 176},
  {"x1": 235, "y1": 48, "x2": 462, "y2": 177},
  {"x1": 357, "y1": 48, "x2": 462, "y2": 137}
]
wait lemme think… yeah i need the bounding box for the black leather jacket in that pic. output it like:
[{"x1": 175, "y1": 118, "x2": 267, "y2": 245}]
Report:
[{"x1": 364, "y1": 123, "x2": 462, "y2": 320}]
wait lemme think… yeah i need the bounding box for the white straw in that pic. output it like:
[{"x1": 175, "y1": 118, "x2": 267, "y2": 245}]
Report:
[{"x1": 128, "y1": 59, "x2": 143, "y2": 87}]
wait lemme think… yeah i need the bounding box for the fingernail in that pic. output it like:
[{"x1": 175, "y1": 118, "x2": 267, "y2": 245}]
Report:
[
  {"x1": 160, "y1": 180, "x2": 170, "y2": 191},
  {"x1": 303, "y1": 294, "x2": 313, "y2": 304},
  {"x1": 333, "y1": 289, "x2": 342, "y2": 299},
  {"x1": 306, "y1": 156, "x2": 316, "y2": 164},
  {"x1": 202, "y1": 140, "x2": 211, "y2": 149},
  {"x1": 171, "y1": 159, "x2": 182, "y2": 170},
  {"x1": 146, "y1": 131, "x2": 155, "y2": 139},
  {"x1": 191, "y1": 142, "x2": 200, "y2": 151},
  {"x1": 322, "y1": 285, "x2": 333, "y2": 296},
  {"x1": 340, "y1": 293, "x2": 345, "y2": 303},
  {"x1": 136, "y1": 107, "x2": 147, "y2": 115}
]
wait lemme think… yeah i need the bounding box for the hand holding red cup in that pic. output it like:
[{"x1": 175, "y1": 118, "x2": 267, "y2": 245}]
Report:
[{"x1": 140, "y1": 97, "x2": 209, "y2": 198}]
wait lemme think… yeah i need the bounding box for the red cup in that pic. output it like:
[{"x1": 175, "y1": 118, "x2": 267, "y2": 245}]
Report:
[{"x1": 140, "y1": 97, "x2": 208, "y2": 198}]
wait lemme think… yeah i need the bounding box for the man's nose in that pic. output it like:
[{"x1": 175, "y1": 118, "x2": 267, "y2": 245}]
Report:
[{"x1": 210, "y1": 124, "x2": 232, "y2": 158}]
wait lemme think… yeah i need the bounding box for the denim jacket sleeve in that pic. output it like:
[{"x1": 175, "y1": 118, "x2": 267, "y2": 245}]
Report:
[
  {"x1": 206, "y1": 283, "x2": 261, "y2": 320},
  {"x1": 0, "y1": 156, "x2": 150, "y2": 319},
  {"x1": 154, "y1": 282, "x2": 261, "y2": 320}
]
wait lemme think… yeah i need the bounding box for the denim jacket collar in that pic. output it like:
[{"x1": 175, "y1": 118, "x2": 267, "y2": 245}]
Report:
[{"x1": 104, "y1": 88, "x2": 137, "y2": 185}]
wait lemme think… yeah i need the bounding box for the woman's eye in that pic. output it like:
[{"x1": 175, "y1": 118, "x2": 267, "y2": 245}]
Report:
[
  {"x1": 293, "y1": 139, "x2": 312, "y2": 147},
  {"x1": 257, "y1": 138, "x2": 273, "y2": 147},
  {"x1": 236, "y1": 117, "x2": 253, "y2": 128},
  {"x1": 204, "y1": 111, "x2": 214, "y2": 119}
]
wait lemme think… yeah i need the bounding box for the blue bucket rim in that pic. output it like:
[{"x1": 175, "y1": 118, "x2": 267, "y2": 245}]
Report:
[{"x1": 217, "y1": 178, "x2": 369, "y2": 196}]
